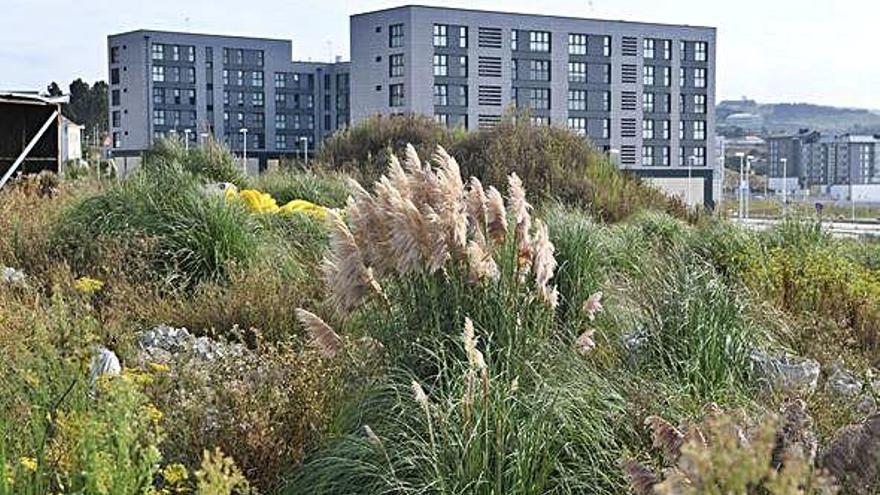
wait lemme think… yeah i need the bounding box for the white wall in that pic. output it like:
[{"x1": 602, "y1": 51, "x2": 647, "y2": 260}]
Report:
[
  {"x1": 829, "y1": 184, "x2": 880, "y2": 202},
  {"x1": 644, "y1": 176, "x2": 705, "y2": 207}
]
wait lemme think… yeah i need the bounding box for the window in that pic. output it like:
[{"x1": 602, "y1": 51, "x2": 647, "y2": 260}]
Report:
[
  {"x1": 252, "y1": 92, "x2": 264, "y2": 107},
  {"x1": 151, "y1": 43, "x2": 164, "y2": 61},
  {"x1": 510, "y1": 29, "x2": 518, "y2": 51},
  {"x1": 256, "y1": 51, "x2": 263, "y2": 66},
  {"x1": 642, "y1": 146, "x2": 655, "y2": 166},
  {"x1": 680, "y1": 40, "x2": 687, "y2": 61},
  {"x1": 603, "y1": 91, "x2": 611, "y2": 111},
  {"x1": 511, "y1": 59, "x2": 518, "y2": 80},
  {"x1": 662, "y1": 39, "x2": 672, "y2": 60},
  {"x1": 275, "y1": 134, "x2": 287, "y2": 150},
  {"x1": 568, "y1": 117, "x2": 586, "y2": 135},
  {"x1": 275, "y1": 73, "x2": 285, "y2": 88},
  {"x1": 643, "y1": 92, "x2": 655, "y2": 113},
  {"x1": 275, "y1": 114, "x2": 286, "y2": 130},
  {"x1": 236, "y1": 92, "x2": 244, "y2": 106},
  {"x1": 435, "y1": 114, "x2": 448, "y2": 126},
  {"x1": 252, "y1": 71, "x2": 263, "y2": 87},
  {"x1": 389, "y1": 23, "x2": 404, "y2": 48},
  {"x1": 603, "y1": 64, "x2": 612, "y2": 83},
  {"x1": 112, "y1": 89, "x2": 121, "y2": 106},
  {"x1": 679, "y1": 67, "x2": 686, "y2": 87},
  {"x1": 568, "y1": 62, "x2": 586, "y2": 83},
  {"x1": 112, "y1": 132, "x2": 121, "y2": 148},
  {"x1": 433, "y1": 24, "x2": 448, "y2": 47},
  {"x1": 152, "y1": 109, "x2": 165, "y2": 126},
  {"x1": 223, "y1": 90, "x2": 230, "y2": 105},
  {"x1": 236, "y1": 70, "x2": 244, "y2": 86},
  {"x1": 110, "y1": 68, "x2": 120, "y2": 85},
  {"x1": 459, "y1": 26, "x2": 468, "y2": 48},
  {"x1": 568, "y1": 89, "x2": 586, "y2": 111},
  {"x1": 662, "y1": 120, "x2": 671, "y2": 139},
  {"x1": 661, "y1": 67, "x2": 671, "y2": 87},
  {"x1": 433, "y1": 54, "x2": 448, "y2": 76},
  {"x1": 694, "y1": 68, "x2": 706, "y2": 88},
  {"x1": 151, "y1": 66, "x2": 164, "y2": 82},
  {"x1": 389, "y1": 83, "x2": 405, "y2": 107},
  {"x1": 643, "y1": 38, "x2": 655, "y2": 58},
  {"x1": 695, "y1": 41, "x2": 708, "y2": 62},
  {"x1": 529, "y1": 31, "x2": 551, "y2": 52},
  {"x1": 530, "y1": 116, "x2": 549, "y2": 126},
  {"x1": 569, "y1": 33, "x2": 587, "y2": 55},
  {"x1": 112, "y1": 111, "x2": 120, "y2": 127},
  {"x1": 694, "y1": 94, "x2": 707, "y2": 114},
  {"x1": 693, "y1": 146, "x2": 706, "y2": 165},
  {"x1": 529, "y1": 59, "x2": 550, "y2": 81},
  {"x1": 390, "y1": 53, "x2": 404, "y2": 77},
  {"x1": 235, "y1": 49, "x2": 243, "y2": 65},
  {"x1": 642, "y1": 120, "x2": 655, "y2": 139},
  {"x1": 602, "y1": 118, "x2": 610, "y2": 139},
  {"x1": 679, "y1": 120, "x2": 685, "y2": 140},
  {"x1": 172, "y1": 88, "x2": 181, "y2": 104},
  {"x1": 643, "y1": 65, "x2": 655, "y2": 86},
  {"x1": 603, "y1": 36, "x2": 612, "y2": 56},
  {"x1": 187, "y1": 46, "x2": 195, "y2": 62},
  {"x1": 223, "y1": 69, "x2": 229, "y2": 85},
  {"x1": 679, "y1": 146, "x2": 685, "y2": 166},
  {"x1": 455, "y1": 85, "x2": 468, "y2": 106},
  {"x1": 661, "y1": 146, "x2": 670, "y2": 166},
  {"x1": 693, "y1": 120, "x2": 706, "y2": 140},
  {"x1": 457, "y1": 56, "x2": 468, "y2": 77},
  {"x1": 529, "y1": 88, "x2": 550, "y2": 110},
  {"x1": 275, "y1": 93, "x2": 286, "y2": 107},
  {"x1": 434, "y1": 84, "x2": 448, "y2": 106},
  {"x1": 171, "y1": 45, "x2": 180, "y2": 61},
  {"x1": 110, "y1": 46, "x2": 120, "y2": 63}
]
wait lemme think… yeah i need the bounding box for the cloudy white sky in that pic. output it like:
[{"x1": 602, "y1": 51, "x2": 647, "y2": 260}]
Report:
[{"x1": 1, "y1": 0, "x2": 876, "y2": 108}]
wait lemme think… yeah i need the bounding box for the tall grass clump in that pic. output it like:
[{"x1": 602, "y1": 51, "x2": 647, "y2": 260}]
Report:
[
  {"x1": 251, "y1": 168, "x2": 351, "y2": 208},
  {"x1": 143, "y1": 136, "x2": 246, "y2": 185},
  {"x1": 287, "y1": 144, "x2": 634, "y2": 493},
  {"x1": 51, "y1": 161, "x2": 260, "y2": 287}
]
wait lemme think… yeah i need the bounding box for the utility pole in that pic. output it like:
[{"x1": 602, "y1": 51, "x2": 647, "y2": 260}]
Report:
[{"x1": 239, "y1": 128, "x2": 248, "y2": 176}]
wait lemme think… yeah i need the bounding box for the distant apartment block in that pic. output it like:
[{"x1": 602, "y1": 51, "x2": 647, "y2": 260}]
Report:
[
  {"x1": 768, "y1": 130, "x2": 880, "y2": 201},
  {"x1": 351, "y1": 5, "x2": 718, "y2": 206},
  {"x1": 106, "y1": 30, "x2": 349, "y2": 172}
]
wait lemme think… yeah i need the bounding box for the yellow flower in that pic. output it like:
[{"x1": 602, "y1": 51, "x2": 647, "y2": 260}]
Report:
[
  {"x1": 23, "y1": 370, "x2": 40, "y2": 388},
  {"x1": 161, "y1": 463, "x2": 189, "y2": 486},
  {"x1": 148, "y1": 362, "x2": 170, "y2": 373},
  {"x1": 278, "y1": 199, "x2": 329, "y2": 220},
  {"x1": 237, "y1": 189, "x2": 279, "y2": 214},
  {"x1": 19, "y1": 456, "x2": 37, "y2": 472},
  {"x1": 144, "y1": 403, "x2": 164, "y2": 424},
  {"x1": 74, "y1": 277, "x2": 105, "y2": 294}
]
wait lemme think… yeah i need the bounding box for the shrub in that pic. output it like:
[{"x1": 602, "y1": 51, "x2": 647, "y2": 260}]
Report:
[{"x1": 250, "y1": 168, "x2": 351, "y2": 208}]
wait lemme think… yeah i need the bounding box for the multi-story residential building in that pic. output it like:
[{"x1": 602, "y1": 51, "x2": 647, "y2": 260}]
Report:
[
  {"x1": 350, "y1": 5, "x2": 718, "y2": 206},
  {"x1": 106, "y1": 30, "x2": 349, "y2": 173}
]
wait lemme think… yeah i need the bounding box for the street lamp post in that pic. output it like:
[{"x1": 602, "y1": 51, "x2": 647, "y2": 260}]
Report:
[
  {"x1": 735, "y1": 152, "x2": 745, "y2": 219},
  {"x1": 745, "y1": 155, "x2": 754, "y2": 219},
  {"x1": 239, "y1": 128, "x2": 248, "y2": 175},
  {"x1": 780, "y1": 157, "x2": 788, "y2": 217},
  {"x1": 300, "y1": 136, "x2": 309, "y2": 166},
  {"x1": 687, "y1": 155, "x2": 696, "y2": 208},
  {"x1": 183, "y1": 129, "x2": 192, "y2": 151}
]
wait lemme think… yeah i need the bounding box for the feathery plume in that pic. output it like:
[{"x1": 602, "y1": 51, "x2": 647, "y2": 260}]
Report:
[
  {"x1": 386, "y1": 153, "x2": 411, "y2": 200},
  {"x1": 531, "y1": 220, "x2": 558, "y2": 308},
  {"x1": 322, "y1": 212, "x2": 385, "y2": 316},
  {"x1": 363, "y1": 424, "x2": 382, "y2": 446},
  {"x1": 412, "y1": 379, "x2": 429, "y2": 409},
  {"x1": 510, "y1": 377, "x2": 519, "y2": 393},
  {"x1": 466, "y1": 177, "x2": 488, "y2": 235},
  {"x1": 485, "y1": 186, "x2": 508, "y2": 246},
  {"x1": 574, "y1": 329, "x2": 596, "y2": 355},
  {"x1": 507, "y1": 173, "x2": 532, "y2": 273},
  {"x1": 582, "y1": 291, "x2": 604, "y2": 321},
  {"x1": 462, "y1": 316, "x2": 486, "y2": 371},
  {"x1": 295, "y1": 308, "x2": 341, "y2": 358},
  {"x1": 645, "y1": 415, "x2": 686, "y2": 462},
  {"x1": 467, "y1": 239, "x2": 500, "y2": 284},
  {"x1": 622, "y1": 460, "x2": 660, "y2": 495}
]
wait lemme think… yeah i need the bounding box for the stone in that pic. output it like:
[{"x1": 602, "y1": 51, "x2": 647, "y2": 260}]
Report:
[
  {"x1": 818, "y1": 414, "x2": 880, "y2": 494},
  {"x1": 1, "y1": 266, "x2": 25, "y2": 284},
  {"x1": 825, "y1": 365, "x2": 864, "y2": 400},
  {"x1": 771, "y1": 398, "x2": 817, "y2": 469},
  {"x1": 89, "y1": 346, "x2": 121, "y2": 389},
  {"x1": 137, "y1": 324, "x2": 245, "y2": 363},
  {"x1": 749, "y1": 350, "x2": 820, "y2": 395}
]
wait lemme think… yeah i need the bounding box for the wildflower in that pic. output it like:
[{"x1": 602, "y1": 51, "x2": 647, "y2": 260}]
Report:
[
  {"x1": 295, "y1": 308, "x2": 342, "y2": 358},
  {"x1": 19, "y1": 456, "x2": 37, "y2": 473},
  {"x1": 278, "y1": 199, "x2": 329, "y2": 219},
  {"x1": 583, "y1": 291, "x2": 604, "y2": 321},
  {"x1": 144, "y1": 403, "x2": 164, "y2": 424},
  {"x1": 412, "y1": 379, "x2": 429, "y2": 409},
  {"x1": 574, "y1": 329, "x2": 596, "y2": 355},
  {"x1": 161, "y1": 463, "x2": 189, "y2": 485},
  {"x1": 148, "y1": 362, "x2": 170, "y2": 374},
  {"x1": 74, "y1": 276, "x2": 104, "y2": 294}
]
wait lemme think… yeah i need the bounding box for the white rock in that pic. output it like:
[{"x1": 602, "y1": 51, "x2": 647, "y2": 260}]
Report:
[
  {"x1": 89, "y1": 346, "x2": 121, "y2": 389},
  {"x1": 750, "y1": 350, "x2": 820, "y2": 395},
  {"x1": 1, "y1": 266, "x2": 25, "y2": 284}
]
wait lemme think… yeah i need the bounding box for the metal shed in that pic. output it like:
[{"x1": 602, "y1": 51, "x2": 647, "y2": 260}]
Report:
[{"x1": 0, "y1": 92, "x2": 69, "y2": 189}]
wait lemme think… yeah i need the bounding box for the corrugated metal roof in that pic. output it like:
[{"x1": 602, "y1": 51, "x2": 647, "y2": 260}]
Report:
[{"x1": 0, "y1": 92, "x2": 69, "y2": 106}]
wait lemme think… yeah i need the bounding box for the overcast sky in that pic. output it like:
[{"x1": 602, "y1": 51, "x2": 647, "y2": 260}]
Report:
[{"x1": 1, "y1": 0, "x2": 876, "y2": 108}]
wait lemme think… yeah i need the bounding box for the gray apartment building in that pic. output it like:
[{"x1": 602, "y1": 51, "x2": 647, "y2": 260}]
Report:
[
  {"x1": 350, "y1": 5, "x2": 718, "y2": 206},
  {"x1": 106, "y1": 30, "x2": 349, "y2": 172}
]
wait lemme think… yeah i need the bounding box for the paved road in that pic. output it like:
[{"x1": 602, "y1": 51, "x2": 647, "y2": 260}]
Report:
[{"x1": 732, "y1": 217, "x2": 880, "y2": 239}]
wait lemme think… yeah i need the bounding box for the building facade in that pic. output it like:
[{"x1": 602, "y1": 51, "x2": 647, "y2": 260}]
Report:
[
  {"x1": 350, "y1": 5, "x2": 718, "y2": 206},
  {"x1": 106, "y1": 30, "x2": 350, "y2": 171}
]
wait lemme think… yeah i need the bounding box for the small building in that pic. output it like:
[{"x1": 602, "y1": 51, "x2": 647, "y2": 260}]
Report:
[
  {"x1": 60, "y1": 116, "x2": 84, "y2": 163},
  {"x1": 0, "y1": 92, "x2": 70, "y2": 188}
]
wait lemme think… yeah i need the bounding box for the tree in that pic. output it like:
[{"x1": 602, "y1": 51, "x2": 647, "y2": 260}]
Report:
[
  {"x1": 46, "y1": 78, "x2": 109, "y2": 144},
  {"x1": 47, "y1": 81, "x2": 63, "y2": 97}
]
